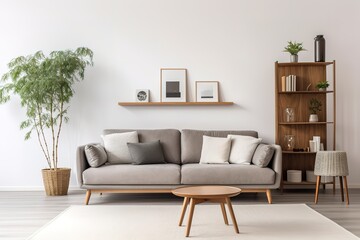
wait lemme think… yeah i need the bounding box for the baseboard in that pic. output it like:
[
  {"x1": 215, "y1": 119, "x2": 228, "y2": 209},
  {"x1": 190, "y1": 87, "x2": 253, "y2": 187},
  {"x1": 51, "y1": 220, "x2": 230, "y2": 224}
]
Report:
[{"x1": 0, "y1": 186, "x2": 83, "y2": 191}]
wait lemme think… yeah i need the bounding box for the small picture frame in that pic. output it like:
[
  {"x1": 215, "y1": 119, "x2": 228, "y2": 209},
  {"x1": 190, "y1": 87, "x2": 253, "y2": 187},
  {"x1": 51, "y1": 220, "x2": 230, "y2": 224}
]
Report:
[
  {"x1": 196, "y1": 81, "x2": 219, "y2": 102},
  {"x1": 136, "y1": 89, "x2": 149, "y2": 102},
  {"x1": 160, "y1": 68, "x2": 187, "y2": 102}
]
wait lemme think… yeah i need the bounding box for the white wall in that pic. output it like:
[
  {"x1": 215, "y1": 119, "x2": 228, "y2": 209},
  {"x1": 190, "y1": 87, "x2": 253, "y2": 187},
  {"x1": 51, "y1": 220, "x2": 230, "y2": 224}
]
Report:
[{"x1": 0, "y1": 0, "x2": 359, "y2": 189}]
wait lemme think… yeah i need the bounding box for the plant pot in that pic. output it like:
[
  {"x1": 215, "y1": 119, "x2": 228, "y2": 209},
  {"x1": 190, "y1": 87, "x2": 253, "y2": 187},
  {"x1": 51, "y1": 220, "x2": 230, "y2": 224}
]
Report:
[
  {"x1": 318, "y1": 88, "x2": 326, "y2": 91},
  {"x1": 41, "y1": 168, "x2": 71, "y2": 196},
  {"x1": 309, "y1": 114, "x2": 319, "y2": 122},
  {"x1": 290, "y1": 55, "x2": 298, "y2": 63}
]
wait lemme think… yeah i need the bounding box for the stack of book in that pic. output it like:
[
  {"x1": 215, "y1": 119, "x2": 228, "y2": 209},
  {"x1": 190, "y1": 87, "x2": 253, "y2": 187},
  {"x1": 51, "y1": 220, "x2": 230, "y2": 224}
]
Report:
[{"x1": 281, "y1": 75, "x2": 297, "y2": 92}]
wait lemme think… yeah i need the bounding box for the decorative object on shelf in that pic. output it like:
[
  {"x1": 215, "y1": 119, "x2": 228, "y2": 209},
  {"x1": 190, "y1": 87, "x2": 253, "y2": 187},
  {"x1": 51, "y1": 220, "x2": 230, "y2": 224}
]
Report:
[
  {"x1": 309, "y1": 98, "x2": 322, "y2": 122},
  {"x1": 287, "y1": 170, "x2": 302, "y2": 183},
  {"x1": 284, "y1": 107, "x2": 295, "y2": 122},
  {"x1": 313, "y1": 136, "x2": 321, "y2": 152},
  {"x1": 283, "y1": 41, "x2": 306, "y2": 62},
  {"x1": 316, "y1": 81, "x2": 329, "y2": 91},
  {"x1": 306, "y1": 83, "x2": 312, "y2": 91},
  {"x1": 284, "y1": 135, "x2": 295, "y2": 151},
  {"x1": 309, "y1": 140, "x2": 316, "y2": 152},
  {"x1": 314, "y1": 151, "x2": 349, "y2": 205},
  {"x1": 314, "y1": 35, "x2": 326, "y2": 62},
  {"x1": 136, "y1": 89, "x2": 149, "y2": 102},
  {"x1": 0, "y1": 47, "x2": 94, "y2": 196},
  {"x1": 195, "y1": 81, "x2": 219, "y2": 102},
  {"x1": 160, "y1": 68, "x2": 187, "y2": 102}
]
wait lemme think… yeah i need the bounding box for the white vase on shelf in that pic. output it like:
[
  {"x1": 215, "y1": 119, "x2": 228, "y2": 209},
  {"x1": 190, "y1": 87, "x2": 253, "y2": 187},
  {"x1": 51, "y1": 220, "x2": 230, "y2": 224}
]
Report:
[{"x1": 309, "y1": 114, "x2": 318, "y2": 122}]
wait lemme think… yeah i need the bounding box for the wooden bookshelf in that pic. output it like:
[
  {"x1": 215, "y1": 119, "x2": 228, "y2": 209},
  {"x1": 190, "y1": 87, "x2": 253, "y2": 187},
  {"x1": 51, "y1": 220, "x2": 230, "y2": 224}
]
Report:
[
  {"x1": 118, "y1": 102, "x2": 234, "y2": 106},
  {"x1": 275, "y1": 61, "x2": 336, "y2": 191}
]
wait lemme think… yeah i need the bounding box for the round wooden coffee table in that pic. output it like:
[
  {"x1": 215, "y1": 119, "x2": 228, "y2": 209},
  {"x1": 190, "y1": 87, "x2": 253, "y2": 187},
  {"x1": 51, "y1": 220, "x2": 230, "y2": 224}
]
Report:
[{"x1": 172, "y1": 186, "x2": 241, "y2": 237}]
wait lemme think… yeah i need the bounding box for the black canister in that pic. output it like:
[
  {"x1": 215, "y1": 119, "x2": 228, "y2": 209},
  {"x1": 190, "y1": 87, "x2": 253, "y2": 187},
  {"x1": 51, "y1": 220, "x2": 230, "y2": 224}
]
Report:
[{"x1": 314, "y1": 35, "x2": 325, "y2": 62}]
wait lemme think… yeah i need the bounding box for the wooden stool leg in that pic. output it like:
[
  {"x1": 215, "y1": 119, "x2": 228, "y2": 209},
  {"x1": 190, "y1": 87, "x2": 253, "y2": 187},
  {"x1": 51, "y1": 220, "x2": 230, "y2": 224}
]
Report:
[
  {"x1": 220, "y1": 203, "x2": 229, "y2": 225},
  {"x1": 343, "y1": 176, "x2": 350, "y2": 205},
  {"x1": 185, "y1": 198, "x2": 196, "y2": 237},
  {"x1": 333, "y1": 177, "x2": 336, "y2": 195},
  {"x1": 315, "y1": 176, "x2": 321, "y2": 204},
  {"x1": 225, "y1": 197, "x2": 239, "y2": 234},
  {"x1": 179, "y1": 197, "x2": 189, "y2": 226},
  {"x1": 339, "y1": 176, "x2": 344, "y2": 202}
]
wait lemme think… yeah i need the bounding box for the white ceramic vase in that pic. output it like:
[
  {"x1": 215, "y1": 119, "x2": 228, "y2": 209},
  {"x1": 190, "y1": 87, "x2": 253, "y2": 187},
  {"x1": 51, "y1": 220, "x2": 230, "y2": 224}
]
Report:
[{"x1": 309, "y1": 114, "x2": 319, "y2": 122}]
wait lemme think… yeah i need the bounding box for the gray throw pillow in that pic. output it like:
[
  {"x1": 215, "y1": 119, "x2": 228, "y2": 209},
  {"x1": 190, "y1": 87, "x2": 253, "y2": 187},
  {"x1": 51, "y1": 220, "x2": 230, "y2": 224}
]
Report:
[
  {"x1": 84, "y1": 144, "x2": 108, "y2": 167},
  {"x1": 252, "y1": 144, "x2": 275, "y2": 168},
  {"x1": 127, "y1": 141, "x2": 166, "y2": 165}
]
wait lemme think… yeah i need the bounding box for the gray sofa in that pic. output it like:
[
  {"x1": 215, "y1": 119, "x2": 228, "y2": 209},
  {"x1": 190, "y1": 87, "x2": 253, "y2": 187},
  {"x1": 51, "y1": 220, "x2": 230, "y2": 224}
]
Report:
[{"x1": 76, "y1": 129, "x2": 282, "y2": 205}]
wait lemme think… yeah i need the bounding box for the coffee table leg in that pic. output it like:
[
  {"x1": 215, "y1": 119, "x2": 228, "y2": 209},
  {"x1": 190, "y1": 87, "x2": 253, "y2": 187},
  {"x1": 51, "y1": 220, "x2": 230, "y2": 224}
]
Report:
[
  {"x1": 220, "y1": 202, "x2": 229, "y2": 225},
  {"x1": 179, "y1": 197, "x2": 189, "y2": 226},
  {"x1": 186, "y1": 198, "x2": 196, "y2": 237},
  {"x1": 225, "y1": 197, "x2": 239, "y2": 234}
]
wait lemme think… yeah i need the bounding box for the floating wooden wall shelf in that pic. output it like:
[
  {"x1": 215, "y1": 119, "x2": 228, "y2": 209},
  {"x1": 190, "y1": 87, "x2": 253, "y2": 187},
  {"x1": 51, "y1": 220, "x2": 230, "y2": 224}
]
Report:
[{"x1": 118, "y1": 102, "x2": 234, "y2": 106}]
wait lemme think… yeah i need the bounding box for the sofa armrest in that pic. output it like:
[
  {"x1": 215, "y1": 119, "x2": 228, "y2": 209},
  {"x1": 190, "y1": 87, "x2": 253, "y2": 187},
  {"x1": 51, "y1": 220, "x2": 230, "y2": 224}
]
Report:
[
  {"x1": 270, "y1": 144, "x2": 282, "y2": 188},
  {"x1": 76, "y1": 144, "x2": 91, "y2": 187}
]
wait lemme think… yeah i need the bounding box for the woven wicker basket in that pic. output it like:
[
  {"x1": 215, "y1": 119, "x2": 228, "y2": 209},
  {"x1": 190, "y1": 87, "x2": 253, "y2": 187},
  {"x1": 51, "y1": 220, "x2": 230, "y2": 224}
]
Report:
[{"x1": 41, "y1": 168, "x2": 71, "y2": 196}]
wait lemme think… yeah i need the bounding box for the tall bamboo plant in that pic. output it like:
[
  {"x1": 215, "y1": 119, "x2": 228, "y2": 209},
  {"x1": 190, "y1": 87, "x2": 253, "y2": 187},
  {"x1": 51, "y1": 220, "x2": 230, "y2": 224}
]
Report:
[{"x1": 0, "y1": 47, "x2": 93, "y2": 170}]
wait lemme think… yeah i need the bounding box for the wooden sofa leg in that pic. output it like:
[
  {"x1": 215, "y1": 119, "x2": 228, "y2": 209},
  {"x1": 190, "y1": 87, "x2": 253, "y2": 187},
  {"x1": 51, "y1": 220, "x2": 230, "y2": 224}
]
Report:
[
  {"x1": 85, "y1": 190, "x2": 92, "y2": 205},
  {"x1": 266, "y1": 189, "x2": 272, "y2": 204}
]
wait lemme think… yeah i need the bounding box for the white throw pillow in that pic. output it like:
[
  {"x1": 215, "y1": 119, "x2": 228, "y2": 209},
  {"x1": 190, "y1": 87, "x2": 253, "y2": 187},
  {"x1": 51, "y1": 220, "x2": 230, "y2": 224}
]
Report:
[
  {"x1": 199, "y1": 136, "x2": 231, "y2": 164},
  {"x1": 101, "y1": 132, "x2": 139, "y2": 164},
  {"x1": 228, "y1": 135, "x2": 262, "y2": 164}
]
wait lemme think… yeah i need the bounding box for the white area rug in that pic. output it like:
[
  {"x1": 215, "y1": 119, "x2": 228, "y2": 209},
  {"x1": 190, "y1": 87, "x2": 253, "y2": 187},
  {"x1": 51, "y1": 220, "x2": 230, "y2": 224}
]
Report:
[{"x1": 27, "y1": 204, "x2": 359, "y2": 240}]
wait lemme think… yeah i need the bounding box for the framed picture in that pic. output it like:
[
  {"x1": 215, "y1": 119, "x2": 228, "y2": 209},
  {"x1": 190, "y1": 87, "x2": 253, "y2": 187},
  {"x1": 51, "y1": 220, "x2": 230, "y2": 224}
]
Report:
[
  {"x1": 136, "y1": 89, "x2": 149, "y2": 102},
  {"x1": 196, "y1": 81, "x2": 219, "y2": 102},
  {"x1": 160, "y1": 68, "x2": 187, "y2": 102}
]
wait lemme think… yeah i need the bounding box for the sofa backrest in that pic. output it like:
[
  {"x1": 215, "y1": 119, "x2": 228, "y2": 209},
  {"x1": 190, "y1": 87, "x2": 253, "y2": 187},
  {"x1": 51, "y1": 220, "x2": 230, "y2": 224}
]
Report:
[
  {"x1": 103, "y1": 129, "x2": 181, "y2": 164},
  {"x1": 181, "y1": 129, "x2": 258, "y2": 164}
]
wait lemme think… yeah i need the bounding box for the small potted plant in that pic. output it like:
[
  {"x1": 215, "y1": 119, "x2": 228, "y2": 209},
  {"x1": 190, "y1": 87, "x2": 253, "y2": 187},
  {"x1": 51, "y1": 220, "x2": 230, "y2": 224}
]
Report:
[
  {"x1": 316, "y1": 81, "x2": 329, "y2": 91},
  {"x1": 309, "y1": 98, "x2": 322, "y2": 122},
  {"x1": 283, "y1": 41, "x2": 306, "y2": 63}
]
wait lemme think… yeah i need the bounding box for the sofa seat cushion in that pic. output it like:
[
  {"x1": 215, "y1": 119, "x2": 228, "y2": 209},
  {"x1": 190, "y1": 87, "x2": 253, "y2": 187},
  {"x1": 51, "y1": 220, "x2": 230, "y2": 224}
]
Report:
[
  {"x1": 83, "y1": 164, "x2": 181, "y2": 185},
  {"x1": 181, "y1": 163, "x2": 275, "y2": 185}
]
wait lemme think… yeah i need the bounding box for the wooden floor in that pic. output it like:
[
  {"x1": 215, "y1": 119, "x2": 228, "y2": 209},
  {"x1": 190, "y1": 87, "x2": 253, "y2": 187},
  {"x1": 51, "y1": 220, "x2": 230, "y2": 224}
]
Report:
[{"x1": 0, "y1": 188, "x2": 359, "y2": 239}]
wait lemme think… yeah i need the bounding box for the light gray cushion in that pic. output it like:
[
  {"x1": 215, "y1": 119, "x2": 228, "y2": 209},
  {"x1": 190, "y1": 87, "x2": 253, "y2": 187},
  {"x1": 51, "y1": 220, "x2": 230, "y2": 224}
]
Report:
[
  {"x1": 181, "y1": 163, "x2": 275, "y2": 185},
  {"x1": 127, "y1": 141, "x2": 166, "y2": 165},
  {"x1": 199, "y1": 136, "x2": 231, "y2": 164},
  {"x1": 82, "y1": 164, "x2": 180, "y2": 185},
  {"x1": 252, "y1": 144, "x2": 275, "y2": 168},
  {"x1": 101, "y1": 131, "x2": 139, "y2": 164},
  {"x1": 103, "y1": 129, "x2": 181, "y2": 164},
  {"x1": 84, "y1": 144, "x2": 107, "y2": 167},
  {"x1": 228, "y1": 135, "x2": 262, "y2": 164},
  {"x1": 181, "y1": 129, "x2": 258, "y2": 164}
]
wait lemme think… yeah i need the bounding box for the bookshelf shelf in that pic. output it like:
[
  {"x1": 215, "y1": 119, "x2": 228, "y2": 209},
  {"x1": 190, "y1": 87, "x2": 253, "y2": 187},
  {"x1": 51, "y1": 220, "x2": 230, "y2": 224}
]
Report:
[{"x1": 278, "y1": 91, "x2": 334, "y2": 94}]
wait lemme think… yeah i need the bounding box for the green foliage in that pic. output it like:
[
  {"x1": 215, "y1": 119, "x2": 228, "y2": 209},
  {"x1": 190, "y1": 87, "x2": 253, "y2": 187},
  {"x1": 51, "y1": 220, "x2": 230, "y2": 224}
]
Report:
[
  {"x1": 0, "y1": 47, "x2": 93, "y2": 169},
  {"x1": 316, "y1": 81, "x2": 330, "y2": 89},
  {"x1": 309, "y1": 98, "x2": 322, "y2": 114},
  {"x1": 283, "y1": 41, "x2": 306, "y2": 55}
]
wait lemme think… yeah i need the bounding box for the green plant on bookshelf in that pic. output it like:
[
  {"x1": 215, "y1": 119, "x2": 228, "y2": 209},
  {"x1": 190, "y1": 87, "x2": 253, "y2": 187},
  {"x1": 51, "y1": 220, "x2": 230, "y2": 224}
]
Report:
[
  {"x1": 283, "y1": 41, "x2": 306, "y2": 63},
  {"x1": 316, "y1": 81, "x2": 330, "y2": 91},
  {"x1": 309, "y1": 98, "x2": 322, "y2": 122}
]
